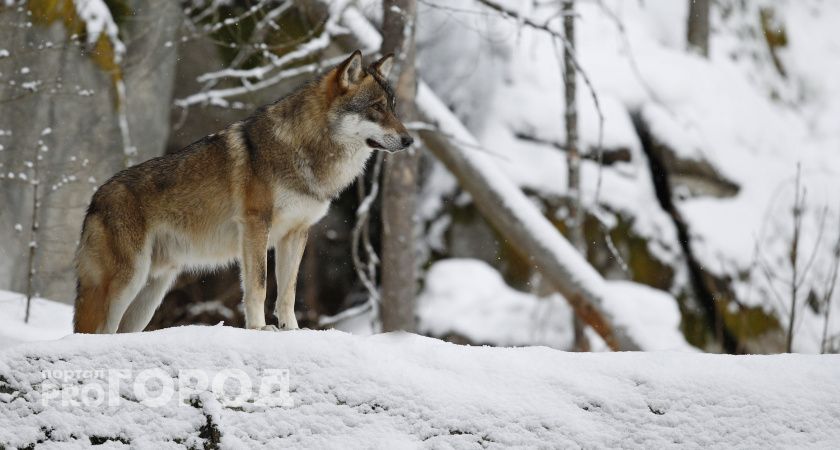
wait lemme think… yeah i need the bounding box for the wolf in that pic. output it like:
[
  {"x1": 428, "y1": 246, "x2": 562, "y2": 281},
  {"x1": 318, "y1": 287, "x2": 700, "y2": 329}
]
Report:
[{"x1": 73, "y1": 50, "x2": 412, "y2": 333}]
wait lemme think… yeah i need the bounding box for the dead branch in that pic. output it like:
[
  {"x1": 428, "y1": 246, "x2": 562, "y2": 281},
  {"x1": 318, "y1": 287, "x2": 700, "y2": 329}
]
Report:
[{"x1": 351, "y1": 153, "x2": 385, "y2": 325}]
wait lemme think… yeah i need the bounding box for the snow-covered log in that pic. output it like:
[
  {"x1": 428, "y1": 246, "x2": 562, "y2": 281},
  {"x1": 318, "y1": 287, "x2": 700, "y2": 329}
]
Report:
[{"x1": 1, "y1": 327, "x2": 838, "y2": 447}]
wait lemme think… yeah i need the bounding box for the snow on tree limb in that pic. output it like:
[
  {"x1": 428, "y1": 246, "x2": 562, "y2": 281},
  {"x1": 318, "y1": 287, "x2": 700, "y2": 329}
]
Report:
[
  {"x1": 73, "y1": 0, "x2": 125, "y2": 61},
  {"x1": 195, "y1": 32, "x2": 333, "y2": 84},
  {"x1": 176, "y1": 0, "x2": 359, "y2": 109},
  {"x1": 174, "y1": 55, "x2": 347, "y2": 108}
]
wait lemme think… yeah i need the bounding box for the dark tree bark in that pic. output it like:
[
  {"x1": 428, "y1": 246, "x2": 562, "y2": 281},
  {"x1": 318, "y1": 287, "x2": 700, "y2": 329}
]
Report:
[
  {"x1": 380, "y1": 0, "x2": 419, "y2": 332},
  {"x1": 687, "y1": 0, "x2": 711, "y2": 57}
]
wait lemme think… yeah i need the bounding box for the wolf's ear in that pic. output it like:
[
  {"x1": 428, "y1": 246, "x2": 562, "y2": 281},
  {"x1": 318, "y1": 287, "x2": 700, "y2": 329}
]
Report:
[
  {"x1": 337, "y1": 50, "x2": 363, "y2": 90},
  {"x1": 370, "y1": 53, "x2": 394, "y2": 79}
]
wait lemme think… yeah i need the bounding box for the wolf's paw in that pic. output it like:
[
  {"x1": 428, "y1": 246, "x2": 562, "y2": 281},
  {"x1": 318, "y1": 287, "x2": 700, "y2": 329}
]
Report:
[
  {"x1": 276, "y1": 318, "x2": 299, "y2": 331},
  {"x1": 260, "y1": 325, "x2": 281, "y2": 332}
]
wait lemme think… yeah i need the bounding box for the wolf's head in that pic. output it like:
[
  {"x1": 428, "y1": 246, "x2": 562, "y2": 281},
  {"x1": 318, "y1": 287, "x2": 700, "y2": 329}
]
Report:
[{"x1": 326, "y1": 50, "x2": 413, "y2": 153}]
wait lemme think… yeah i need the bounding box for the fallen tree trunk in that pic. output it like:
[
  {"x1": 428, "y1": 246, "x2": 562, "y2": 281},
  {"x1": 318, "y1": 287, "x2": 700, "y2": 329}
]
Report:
[
  {"x1": 414, "y1": 84, "x2": 639, "y2": 351},
  {"x1": 330, "y1": 4, "x2": 641, "y2": 350}
]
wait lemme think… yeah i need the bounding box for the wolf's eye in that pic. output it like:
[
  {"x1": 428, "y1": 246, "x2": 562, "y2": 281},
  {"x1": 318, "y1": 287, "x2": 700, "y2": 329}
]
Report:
[{"x1": 371, "y1": 102, "x2": 385, "y2": 113}]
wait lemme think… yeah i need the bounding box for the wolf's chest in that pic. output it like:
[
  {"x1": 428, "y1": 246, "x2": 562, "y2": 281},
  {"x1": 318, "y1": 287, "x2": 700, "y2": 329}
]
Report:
[{"x1": 268, "y1": 192, "x2": 330, "y2": 243}]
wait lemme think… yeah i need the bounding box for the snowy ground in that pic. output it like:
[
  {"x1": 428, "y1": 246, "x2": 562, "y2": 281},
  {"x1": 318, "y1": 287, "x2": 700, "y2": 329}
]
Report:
[
  {"x1": 0, "y1": 289, "x2": 72, "y2": 347},
  {"x1": 1, "y1": 326, "x2": 839, "y2": 448}
]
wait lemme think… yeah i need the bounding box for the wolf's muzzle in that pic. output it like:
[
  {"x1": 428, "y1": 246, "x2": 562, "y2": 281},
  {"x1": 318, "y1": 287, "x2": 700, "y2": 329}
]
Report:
[{"x1": 400, "y1": 135, "x2": 414, "y2": 148}]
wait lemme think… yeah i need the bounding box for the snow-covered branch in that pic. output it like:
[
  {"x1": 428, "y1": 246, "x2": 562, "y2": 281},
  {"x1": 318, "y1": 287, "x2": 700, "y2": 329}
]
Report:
[
  {"x1": 176, "y1": 0, "x2": 359, "y2": 109},
  {"x1": 175, "y1": 55, "x2": 345, "y2": 108},
  {"x1": 195, "y1": 30, "x2": 332, "y2": 84}
]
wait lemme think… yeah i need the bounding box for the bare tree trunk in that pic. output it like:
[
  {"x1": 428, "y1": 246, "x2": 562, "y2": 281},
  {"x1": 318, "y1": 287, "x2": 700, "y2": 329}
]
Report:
[
  {"x1": 562, "y1": 0, "x2": 589, "y2": 352},
  {"x1": 687, "y1": 0, "x2": 711, "y2": 57},
  {"x1": 380, "y1": 0, "x2": 419, "y2": 332},
  {"x1": 787, "y1": 166, "x2": 804, "y2": 353},
  {"x1": 24, "y1": 171, "x2": 40, "y2": 323}
]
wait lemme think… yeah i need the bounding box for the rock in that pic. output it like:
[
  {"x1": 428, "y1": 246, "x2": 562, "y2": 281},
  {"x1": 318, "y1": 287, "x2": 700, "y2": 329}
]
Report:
[{"x1": 0, "y1": 1, "x2": 182, "y2": 302}]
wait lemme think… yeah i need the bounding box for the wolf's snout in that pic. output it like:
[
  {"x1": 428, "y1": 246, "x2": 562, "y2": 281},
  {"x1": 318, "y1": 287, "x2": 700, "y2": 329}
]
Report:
[
  {"x1": 400, "y1": 135, "x2": 414, "y2": 149},
  {"x1": 376, "y1": 134, "x2": 414, "y2": 152}
]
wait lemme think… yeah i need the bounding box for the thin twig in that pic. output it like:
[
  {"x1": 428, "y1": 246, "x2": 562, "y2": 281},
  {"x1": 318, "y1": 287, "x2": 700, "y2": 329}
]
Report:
[{"x1": 350, "y1": 152, "x2": 385, "y2": 327}]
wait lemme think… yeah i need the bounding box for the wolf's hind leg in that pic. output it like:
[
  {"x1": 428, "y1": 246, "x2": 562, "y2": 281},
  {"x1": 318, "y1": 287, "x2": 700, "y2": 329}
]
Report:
[
  {"x1": 75, "y1": 241, "x2": 151, "y2": 333},
  {"x1": 274, "y1": 228, "x2": 308, "y2": 330},
  {"x1": 117, "y1": 271, "x2": 177, "y2": 333},
  {"x1": 97, "y1": 254, "x2": 152, "y2": 334},
  {"x1": 241, "y1": 216, "x2": 271, "y2": 330}
]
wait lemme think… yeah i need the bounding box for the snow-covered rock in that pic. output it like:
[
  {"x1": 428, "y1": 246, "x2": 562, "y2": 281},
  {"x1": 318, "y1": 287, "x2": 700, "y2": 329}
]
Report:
[{"x1": 1, "y1": 327, "x2": 838, "y2": 448}]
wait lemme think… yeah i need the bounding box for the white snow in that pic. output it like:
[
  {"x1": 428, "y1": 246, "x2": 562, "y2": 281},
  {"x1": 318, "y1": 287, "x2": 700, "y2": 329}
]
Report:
[
  {"x1": 73, "y1": 0, "x2": 125, "y2": 60},
  {"x1": 1, "y1": 326, "x2": 838, "y2": 448},
  {"x1": 601, "y1": 280, "x2": 696, "y2": 352},
  {"x1": 418, "y1": 259, "x2": 576, "y2": 349},
  {"x1": 0, "y1": 289, "x2": 72, "y2": 347},
  {"x1": 418, "y1": 259, "x2": 695, "y2": 352}
]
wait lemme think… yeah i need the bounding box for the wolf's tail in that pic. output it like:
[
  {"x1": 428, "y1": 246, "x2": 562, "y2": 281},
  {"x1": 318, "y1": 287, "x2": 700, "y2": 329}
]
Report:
[
  {"x1": 73, "y1": 275, "x2": 111, "y2": 333},
  {"x1": 73, "y1": 214, "x2": 113, "y2": 334}
]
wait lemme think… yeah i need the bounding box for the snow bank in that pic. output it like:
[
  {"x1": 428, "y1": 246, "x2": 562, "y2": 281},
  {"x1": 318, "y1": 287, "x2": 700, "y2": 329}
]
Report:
[
  {"x1": 418, "y1": 259, "x2": 576, "y2": 349},
  {"x1": 418, "y1": 259, "x2": 695, "y2": 352},
  {"x1": 601, "y1": 280, "x2": 696, "y2": 352},
  {"x1": 1, "y1": 327, "x2": 838, "y2": 448}
]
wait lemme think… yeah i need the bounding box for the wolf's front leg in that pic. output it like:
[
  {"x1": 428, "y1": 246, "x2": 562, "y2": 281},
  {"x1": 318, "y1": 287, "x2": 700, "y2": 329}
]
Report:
[
  {"x1": 240, "y1": 217, "x2": 272, "y2": 330},
  {"x1": 274, "y1": 228, "x2": 308, "y2": 330}
]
